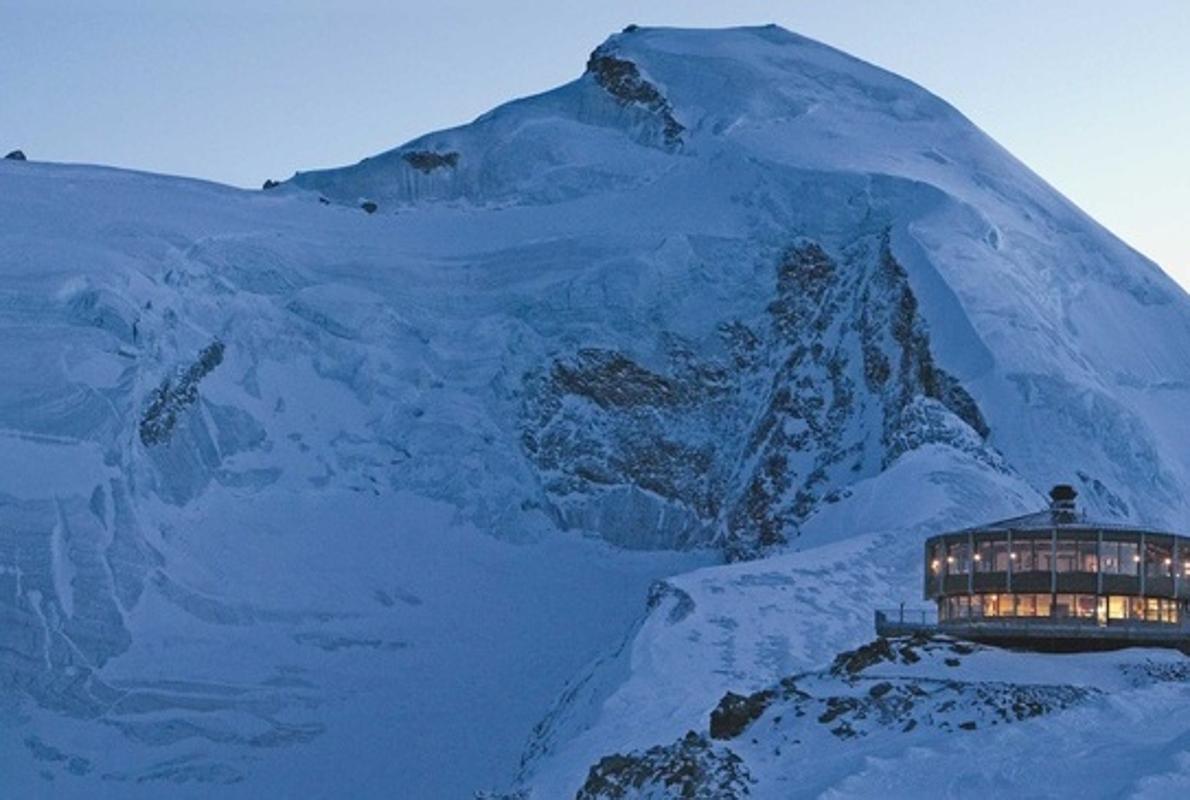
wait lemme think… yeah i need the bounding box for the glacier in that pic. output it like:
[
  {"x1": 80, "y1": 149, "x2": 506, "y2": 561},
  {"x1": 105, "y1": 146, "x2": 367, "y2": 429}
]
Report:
[{"x1": 1, "y1": 23, "x2": 1189, "y2": 799}]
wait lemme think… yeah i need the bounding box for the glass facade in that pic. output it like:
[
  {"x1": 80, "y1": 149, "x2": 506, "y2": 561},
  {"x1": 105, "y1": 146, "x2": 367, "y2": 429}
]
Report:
[
  {"x1": 932, "y1": 532, "x2": 1186, "y2": 577},
  {"x1": 926, "y1": 528, "x2": 1189, "y2": 643},
  {"x1": 1145, "y1": 541, "x2": 1173, "y2": 578},
  {"x1": 938, "y1": 593, "x2": 1182, "y2": 624}
]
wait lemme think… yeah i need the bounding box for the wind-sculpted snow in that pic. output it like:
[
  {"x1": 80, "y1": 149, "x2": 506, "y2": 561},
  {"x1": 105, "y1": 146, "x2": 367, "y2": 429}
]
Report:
[{"x1": 3, "y1": 22, "x2": 1190, "y2": 799}]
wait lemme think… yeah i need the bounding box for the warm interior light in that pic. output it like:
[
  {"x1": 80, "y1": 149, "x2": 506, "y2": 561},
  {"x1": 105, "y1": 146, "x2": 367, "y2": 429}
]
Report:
[
  {"x1": 973, "y1": 554, "x2": 982, "y2": 561},
  {"x1": 1010, "y1": 552, "x2": 1018, "y2": 559},
  {"x1": 1134, "y1": 554, "x2": 1142, "y2": 562},
  {"x1": 947, "y1": 556, "x2": 955, "y2": 563}
]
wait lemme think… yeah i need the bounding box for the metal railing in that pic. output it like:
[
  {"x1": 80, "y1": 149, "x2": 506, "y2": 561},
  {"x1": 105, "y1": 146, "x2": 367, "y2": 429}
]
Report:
[
  {"x1": 875, "y1": 607, "x2": 938, "y2": 626},
  {"x1": 874, "y1": 608, "x2": 939, "y2": 637}
]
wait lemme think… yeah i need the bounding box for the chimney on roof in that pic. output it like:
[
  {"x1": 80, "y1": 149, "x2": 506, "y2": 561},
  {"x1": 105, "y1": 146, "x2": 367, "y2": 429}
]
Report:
[{"x1": 1049, "y1": 484, "x2": 1078, "y2": 522}]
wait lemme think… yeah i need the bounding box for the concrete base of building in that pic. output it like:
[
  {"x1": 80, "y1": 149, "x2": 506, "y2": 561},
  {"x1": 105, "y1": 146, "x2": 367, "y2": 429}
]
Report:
[{"x1": 873, "y1": 611, "x2": 1190, "y2": 654}]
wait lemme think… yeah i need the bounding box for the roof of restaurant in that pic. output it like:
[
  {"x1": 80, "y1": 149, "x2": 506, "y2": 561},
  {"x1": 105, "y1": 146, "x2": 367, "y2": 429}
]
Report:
[{"x1": 938, "y1": 509, "x2": 1188, "y2": 539}]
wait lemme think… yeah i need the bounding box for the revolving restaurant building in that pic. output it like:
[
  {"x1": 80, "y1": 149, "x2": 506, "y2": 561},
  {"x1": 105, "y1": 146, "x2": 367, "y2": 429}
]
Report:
[{"x1": 923, "y1": 486, "x2": 1190, "y2": 651}]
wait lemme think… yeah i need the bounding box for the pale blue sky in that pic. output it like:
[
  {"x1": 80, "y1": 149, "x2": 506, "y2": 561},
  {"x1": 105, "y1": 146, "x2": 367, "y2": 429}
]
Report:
[{"x1": 2, "y1": 1, "x2": 1187, "y2": 285}]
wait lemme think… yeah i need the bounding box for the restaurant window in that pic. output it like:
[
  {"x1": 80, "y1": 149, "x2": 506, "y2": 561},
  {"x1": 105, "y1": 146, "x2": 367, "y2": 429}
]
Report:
[
  {"x1": 1128, "y1": 597, "x2": 1145, "y2": 620},
  {"x1": 1035, "y1": 538, "x2": 1054, "y2": 572},
  {"x1": 946, "y1": 595, "x2": 970, "y2": 620},
  {"x1": 1035, "y1": 593, "x2": 1052, "y2": 617},
  {"x1": 970, "y1": 595, "x2": 986, "y2": 618},
  {"x1": 983, "y1": 594, "x2": 1005, "y2": 617},
  {"x1": 1116, "y1": 542, "x2": 1140, "y2": 576},
  {"x1": 1077, "y1": 540, "x2": 1099, "y2": 573},
  {"x1": 974, "y1": 541, "x2": 998, "y2": 573},
  {"x1": 992, "y1": 540, "x2": 1010, "y2": 572},
  {"x1": 1011, "y1": 540, "x2": 1035, "y2": 572},
  {"x1": 1053, "y1": 594, "x2": 1075, "y2": 618},
  {"x1": 1108, "y1": 596, "x2": 1128, "y2": 620},
  {"x1": 947, "y1": 542, "x2": 970, "y2": 574},
  {"x1": 930, "y1": 542, "x2": 945, "y2": 575},
  {"x1": 1145, "y1": 541, "x2": 1173, "y2": 578},
  {"x1": 1074, "y1": 595, "x2": 1097, "y2": 618},
  {"x1": 1098, "y1": 540, "x2": 1120, "y2": 575},
  {"x1": 1014, "y1": 594, "x2": 1036, "y2": 617},
  {"x1": 1163, "y1": 599, "x2": 1179, "y2": 624},
  {"x1": 1055, "y1": 541, "x2": 1078, "y2": 573},
  {"x1": 1145, "y1": 597, "x2": 1162, "y2": 622}
]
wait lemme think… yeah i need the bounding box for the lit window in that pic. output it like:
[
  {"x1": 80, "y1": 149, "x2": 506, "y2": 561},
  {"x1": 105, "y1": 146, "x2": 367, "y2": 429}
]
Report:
[
  {"x1": 1128, "y1": 597, "x2": 1145, "y2": 620},
  {"x1": 1054, "y1": 594, "x2": 1075, "y2": 618},
  {"x1": 1146, "y1": 597, "x2": 1162, "y2": 622},
  {"x1": 1015, "y1": 594, "x2": 1037, "y2": 617},
  {"x1": 1108, "y1": 596, "x2": 1128, "y2": 620},
  {"x1": 1035, "y1": 593, "x2": 1052, "y2": 617}
]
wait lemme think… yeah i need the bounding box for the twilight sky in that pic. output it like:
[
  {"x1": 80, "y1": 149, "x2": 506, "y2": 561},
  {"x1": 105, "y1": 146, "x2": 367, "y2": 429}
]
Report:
[{"x1": 3, "y1": 1, "x2": 1187, "y2": 287}]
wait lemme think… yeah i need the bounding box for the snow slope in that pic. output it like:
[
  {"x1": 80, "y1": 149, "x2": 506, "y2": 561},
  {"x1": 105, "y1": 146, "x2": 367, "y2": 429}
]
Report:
[{"x1": 2, "y1": 23, "x2": 1188, "y2": 798}]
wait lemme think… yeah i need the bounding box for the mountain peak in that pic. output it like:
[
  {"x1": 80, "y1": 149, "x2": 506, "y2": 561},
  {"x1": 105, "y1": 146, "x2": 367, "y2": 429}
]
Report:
[{"x1": 287, "y1": 24, "x2": 963, "y2": 210}]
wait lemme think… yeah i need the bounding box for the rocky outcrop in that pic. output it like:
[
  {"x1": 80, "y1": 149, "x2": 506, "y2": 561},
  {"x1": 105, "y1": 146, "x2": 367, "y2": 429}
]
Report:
[
  {"x1": 576, "y1": 731, "x2": 753, "y2": 799},
  {"x1": 402, "y1": 150, "x2": 460, "y2": 173},
  {"x1": 574, "y1": 635, "x2": 1099, "y2": 796},
  {"x1": 586, "y1": 46, "x2": 684, "y2": 148},
  {"x1": 521, "y1": 234, "x2": 997, "y2": 558},
  {"x1": 5, "y1": 149, "x2": 27, "y2": 161},
  {"x1": 139, "y1": 340, "x2": 225, "y2": 446}
]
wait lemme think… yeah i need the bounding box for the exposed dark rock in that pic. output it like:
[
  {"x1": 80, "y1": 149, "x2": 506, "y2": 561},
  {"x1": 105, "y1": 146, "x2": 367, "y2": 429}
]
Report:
[
  {"x1": 577, "y1": 731, "x2": 753, "y2": 799},
  {"x1": 139, "y1": 341, "x2": 225, "y2": 446},
  {"x1": 4, "y1": 149, "x2": 26, "y2": 160},
  {"x1": 586, "y1": 45, "x2": 684, "y2": 148},
  {"x1": 261, "y1": 179, "x2": 280, "y2": 190},
  {"x1": 552, "y1": 350, "x2": 682, "y2": 410},
  {"x1": 710, "y1": 690, "x2": 775, "y2": 740},
  {"x1": 360, "y1": 201, "x2": 378, "y2": 214},
  {"x1": 520, "y1": 233, "x2": 996, "y2": 560},
  {"x1": 521, "y1": 343, "x2": 735, "y2": 539},
  {"x1": 402, "y1": 150, "x2": 460, "y2": 173},
  {"x1": 830, "y1": 634, "x2": 937, "y2": 677}
]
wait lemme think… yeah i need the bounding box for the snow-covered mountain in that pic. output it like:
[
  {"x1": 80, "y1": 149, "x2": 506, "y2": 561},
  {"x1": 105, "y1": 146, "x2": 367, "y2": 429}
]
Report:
[{"x1": 2, "y1": 24, "x2": 1188, "y2": 798}]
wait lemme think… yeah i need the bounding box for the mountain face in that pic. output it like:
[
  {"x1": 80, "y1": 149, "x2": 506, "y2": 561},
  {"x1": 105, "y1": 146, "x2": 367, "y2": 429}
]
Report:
[{"x1": 2, "y1": 24, "x2": 1189, "y2": 799}]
